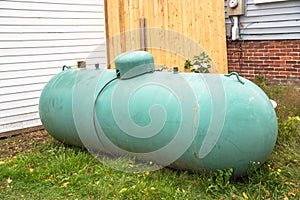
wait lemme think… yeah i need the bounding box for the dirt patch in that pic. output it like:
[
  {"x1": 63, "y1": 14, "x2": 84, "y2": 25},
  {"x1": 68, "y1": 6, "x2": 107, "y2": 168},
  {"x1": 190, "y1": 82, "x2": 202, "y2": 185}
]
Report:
[{"x1": 0, "y1": 130, "x2": 53, "y2": 161}]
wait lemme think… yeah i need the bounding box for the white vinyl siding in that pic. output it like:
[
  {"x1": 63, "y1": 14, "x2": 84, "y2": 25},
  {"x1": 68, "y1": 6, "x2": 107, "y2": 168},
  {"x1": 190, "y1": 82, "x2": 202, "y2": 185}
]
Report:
[
  {"x1": 0, "y1": 0, "x2": 107, "y2": 133},
  {"x1": 225, "y1": 0, "x2": 300, "y2": 40}
]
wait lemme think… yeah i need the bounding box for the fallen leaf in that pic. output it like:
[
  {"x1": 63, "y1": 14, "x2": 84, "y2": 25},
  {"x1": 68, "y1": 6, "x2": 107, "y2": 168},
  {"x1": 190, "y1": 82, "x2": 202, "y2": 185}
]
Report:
[
  {"x1": 242, "y1": 192, "x2": 248, "y2": 200},
  {"x1": 288, "y1": 191, "x2": 296, "y2": 197},
  {"x1": 67, "y1": 193, "x2": 74, "y2": 197},
  {"x1": 60, "y1": 182, "x2": 69, "y2": 188},
  {"x1": 119, "y1": 188, "x2": 128, "y2": 193},
  {"x1": 6, "y1": 178, "x2": 12, "y2": 184}
]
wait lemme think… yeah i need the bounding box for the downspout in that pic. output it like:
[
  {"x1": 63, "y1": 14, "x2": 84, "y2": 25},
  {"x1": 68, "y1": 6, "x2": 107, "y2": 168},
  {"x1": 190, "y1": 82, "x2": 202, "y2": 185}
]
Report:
[{"x1": 232, "y1": 16, "x2": 240, "y2": 41}]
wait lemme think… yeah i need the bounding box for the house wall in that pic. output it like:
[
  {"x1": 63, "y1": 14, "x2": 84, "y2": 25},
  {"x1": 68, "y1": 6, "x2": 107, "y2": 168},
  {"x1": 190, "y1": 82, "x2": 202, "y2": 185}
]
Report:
[
  {"x1": 225, "y1": 0, "x2": 300, "y2": 40},
  {"x1": 0, "y1": 0, "x2": 107, "y2": 133},
  {"x1": 225, "y1": 0, "x2": 300, "y2": 84},
  {"x1": 227, "y1": 39, "x2": 300, "y2": 84}
]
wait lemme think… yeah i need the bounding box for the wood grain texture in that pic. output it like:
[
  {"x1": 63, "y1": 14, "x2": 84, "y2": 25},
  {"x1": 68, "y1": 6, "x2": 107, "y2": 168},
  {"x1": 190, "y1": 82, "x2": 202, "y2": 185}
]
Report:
[{"x1": 106, "y1": 0, "x2": 228, "y2": 73}]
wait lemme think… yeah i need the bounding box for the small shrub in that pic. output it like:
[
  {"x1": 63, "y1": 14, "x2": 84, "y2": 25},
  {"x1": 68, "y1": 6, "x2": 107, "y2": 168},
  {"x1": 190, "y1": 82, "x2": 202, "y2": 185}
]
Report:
[
  {"x1": 183, "y1": 60, "x2": 193, "y2": 70},
  {"x1": 184, "y1": 51, "x2": 212, "y2": 73},
  {"x1": 253, "y1": 74, "x2": 270, "y2": 88}
]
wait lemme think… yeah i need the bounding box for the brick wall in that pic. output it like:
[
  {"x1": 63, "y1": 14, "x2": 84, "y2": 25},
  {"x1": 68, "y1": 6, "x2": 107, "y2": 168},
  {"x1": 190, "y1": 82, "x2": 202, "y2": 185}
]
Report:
[{"x1": 227, "y1": 40, "x2": 300, "y2": 84}]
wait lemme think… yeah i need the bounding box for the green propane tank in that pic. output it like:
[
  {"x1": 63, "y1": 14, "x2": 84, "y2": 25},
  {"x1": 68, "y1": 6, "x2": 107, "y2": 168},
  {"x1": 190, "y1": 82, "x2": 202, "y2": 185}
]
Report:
[{"x1": 39, "y1": 51, "x2": 278, "y2": 176}]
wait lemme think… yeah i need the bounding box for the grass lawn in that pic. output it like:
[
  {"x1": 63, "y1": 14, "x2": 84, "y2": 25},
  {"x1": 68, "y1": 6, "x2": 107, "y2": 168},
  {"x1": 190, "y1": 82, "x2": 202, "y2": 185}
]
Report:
[{"x1": 0, "y1": 81, "x2": 299, "y2": 200}]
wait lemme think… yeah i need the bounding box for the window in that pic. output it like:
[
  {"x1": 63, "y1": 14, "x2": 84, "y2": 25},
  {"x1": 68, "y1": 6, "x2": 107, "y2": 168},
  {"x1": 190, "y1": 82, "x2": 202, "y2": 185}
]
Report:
[{"x1": 254, "y1": 0, "x2": 288, "y2": 4}]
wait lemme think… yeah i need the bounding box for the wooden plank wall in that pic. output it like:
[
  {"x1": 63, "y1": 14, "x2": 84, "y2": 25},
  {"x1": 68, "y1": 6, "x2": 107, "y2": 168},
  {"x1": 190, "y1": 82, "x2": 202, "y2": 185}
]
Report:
[{"x1": 105, "y1": 0, "x2": 228, "y2": 73}]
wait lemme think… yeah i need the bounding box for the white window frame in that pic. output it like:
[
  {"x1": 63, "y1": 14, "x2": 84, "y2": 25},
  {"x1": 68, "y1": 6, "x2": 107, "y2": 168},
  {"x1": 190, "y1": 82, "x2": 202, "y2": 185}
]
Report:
[{"x1": 254, "y1": 0, "x2": 288, "y2": 4}]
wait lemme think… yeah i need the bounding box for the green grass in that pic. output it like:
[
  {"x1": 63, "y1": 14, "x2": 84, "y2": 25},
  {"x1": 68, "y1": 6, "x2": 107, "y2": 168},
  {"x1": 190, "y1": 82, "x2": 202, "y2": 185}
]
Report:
[{"x1": 0, "y1": 82, "x2": 299, "y2": 200}]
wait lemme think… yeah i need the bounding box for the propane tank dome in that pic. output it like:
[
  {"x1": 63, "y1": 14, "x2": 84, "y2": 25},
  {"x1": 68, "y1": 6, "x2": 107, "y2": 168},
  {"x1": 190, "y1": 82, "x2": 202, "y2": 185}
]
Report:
[{"x1": 115, "y1": 51, "x2": 155, "y2": 79}]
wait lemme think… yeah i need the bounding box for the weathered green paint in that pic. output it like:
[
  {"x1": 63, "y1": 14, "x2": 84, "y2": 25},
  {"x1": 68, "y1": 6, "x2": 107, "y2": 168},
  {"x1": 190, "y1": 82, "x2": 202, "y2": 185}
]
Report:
[
  {"x1": 115, "y1": 51, "x2": 155, "y2": 79},
  {"x1": 39, "y1": 52, "x2": 277, "y2": 176}
]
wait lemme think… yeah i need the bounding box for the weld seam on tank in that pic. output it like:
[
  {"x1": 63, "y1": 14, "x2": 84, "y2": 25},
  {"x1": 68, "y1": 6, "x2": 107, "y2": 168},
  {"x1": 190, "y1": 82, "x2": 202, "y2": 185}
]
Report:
[{"x1": 93, "y1": 76, "x2": 118, "y2": 144}]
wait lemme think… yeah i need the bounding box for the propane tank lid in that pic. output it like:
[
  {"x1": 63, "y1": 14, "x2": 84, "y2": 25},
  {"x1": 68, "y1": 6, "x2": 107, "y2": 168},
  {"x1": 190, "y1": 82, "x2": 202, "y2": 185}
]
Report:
[{"x1": 115, "y1": 51, "x2": 154, "y2": 79}]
